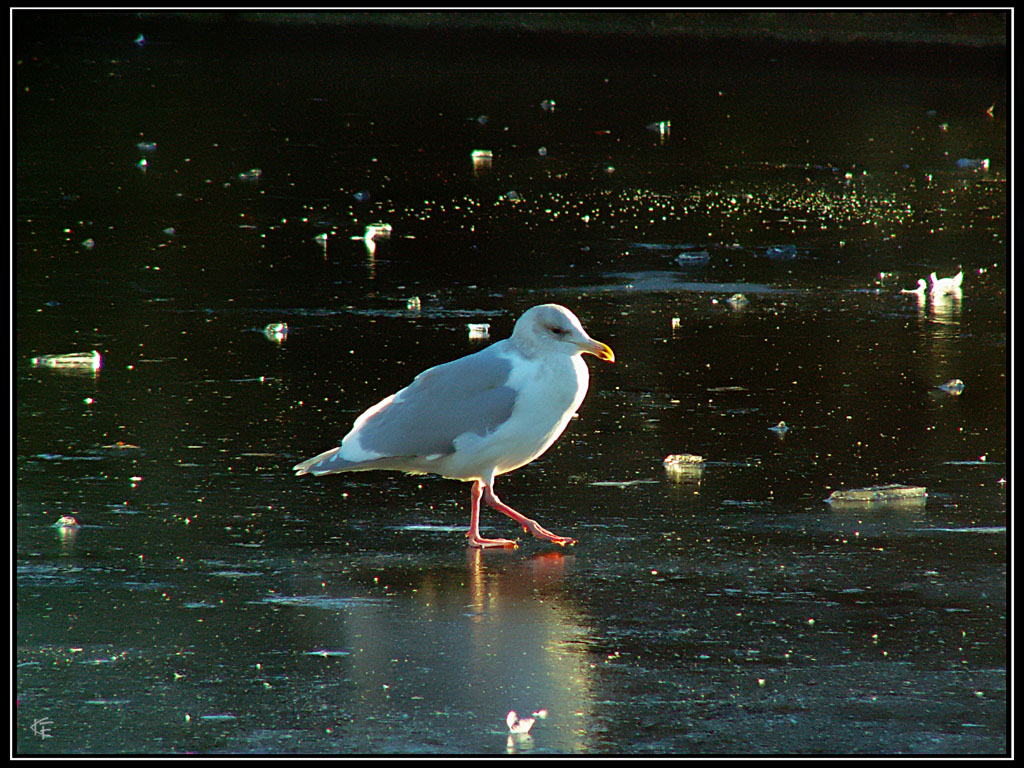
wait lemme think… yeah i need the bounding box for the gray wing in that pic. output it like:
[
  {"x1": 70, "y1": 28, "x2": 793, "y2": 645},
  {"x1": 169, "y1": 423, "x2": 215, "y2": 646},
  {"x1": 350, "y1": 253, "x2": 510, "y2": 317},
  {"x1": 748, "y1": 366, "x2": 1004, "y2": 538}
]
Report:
[{"x1": 350, "y1": 340, "x2": 519, "y2": 459}]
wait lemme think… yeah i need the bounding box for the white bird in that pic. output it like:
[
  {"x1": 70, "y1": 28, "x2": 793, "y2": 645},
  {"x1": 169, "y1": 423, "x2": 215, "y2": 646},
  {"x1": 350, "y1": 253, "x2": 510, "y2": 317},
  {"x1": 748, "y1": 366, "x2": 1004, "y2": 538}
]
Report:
[
  {"x1": 293, "y1": 304, "x2": 615, "y2": 548},
  {"x1": 929, "y1": 270, "x2": 964, "y2": 294},
  {"x1": 901, "y1": 279, "x2": 927, "y2": 295},
  {"x1": 506, "y1": 710, "x2": 536, "y2": 734}
]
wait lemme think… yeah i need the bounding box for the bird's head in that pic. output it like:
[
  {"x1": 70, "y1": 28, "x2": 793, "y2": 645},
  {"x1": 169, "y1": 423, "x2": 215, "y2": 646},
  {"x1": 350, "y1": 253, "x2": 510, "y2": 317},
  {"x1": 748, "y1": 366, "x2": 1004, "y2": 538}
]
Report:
[{"x1": 513, "y1": 304, "x2": 615, "y2": 362}]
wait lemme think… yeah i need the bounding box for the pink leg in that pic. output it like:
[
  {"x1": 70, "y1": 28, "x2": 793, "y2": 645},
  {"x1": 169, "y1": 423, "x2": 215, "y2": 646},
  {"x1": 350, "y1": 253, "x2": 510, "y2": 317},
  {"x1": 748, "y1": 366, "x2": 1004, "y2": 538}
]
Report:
[
  {"x1": 482, "y1": 484, "x2": 577, "y2": 547},
  {"x1": 466, "y1": 480, "x2": 518, "y2": 548}
]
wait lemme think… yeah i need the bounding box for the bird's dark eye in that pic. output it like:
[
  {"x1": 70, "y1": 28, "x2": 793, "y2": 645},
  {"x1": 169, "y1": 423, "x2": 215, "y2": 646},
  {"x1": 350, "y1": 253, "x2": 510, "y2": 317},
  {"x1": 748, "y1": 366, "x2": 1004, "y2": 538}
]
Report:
[{"x1": 547, "y1": 325, "x2": 567, "y2": 336}]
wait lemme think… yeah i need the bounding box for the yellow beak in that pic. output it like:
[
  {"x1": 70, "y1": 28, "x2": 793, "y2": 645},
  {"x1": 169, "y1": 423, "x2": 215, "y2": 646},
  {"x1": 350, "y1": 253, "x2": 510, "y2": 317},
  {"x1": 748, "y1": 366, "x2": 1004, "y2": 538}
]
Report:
[{"x1": 582, "y1": 339, "x2": 615, "y2": 363}]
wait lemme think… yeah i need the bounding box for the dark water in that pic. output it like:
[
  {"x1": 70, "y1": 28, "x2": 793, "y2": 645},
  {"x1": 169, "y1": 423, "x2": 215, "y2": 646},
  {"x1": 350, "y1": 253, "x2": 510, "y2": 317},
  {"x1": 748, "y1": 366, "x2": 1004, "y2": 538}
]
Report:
[{"x1": 15, "y1": 14, "x2": 1008, "y2": 755}]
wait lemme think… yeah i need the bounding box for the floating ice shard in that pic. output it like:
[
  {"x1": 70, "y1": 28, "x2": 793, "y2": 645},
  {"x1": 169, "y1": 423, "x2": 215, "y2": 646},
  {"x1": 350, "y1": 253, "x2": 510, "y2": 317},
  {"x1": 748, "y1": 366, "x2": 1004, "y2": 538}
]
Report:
[
  {"x1": 955, "y1": 157, "x2": 989, "y2": 171},
  {"x1": 663, "y1": 454, "x2": 704, "y2": 467},
  {"x1": 647, "y1": 120, "x2": 671, "y2": 136},
  {"x1": 263, "y1": 323, "x2": 288, "y2": 344},
  {"x1": 663, "y1": 454, "x2": 704, "y2": 482},
  {"x1": 675, "y1": 250, "x2": 710, "y2": 266},
  {"x1": 364, "y1": 223, "x2": 392, "y2": 241},
  {"x1": 763, "y1": 244, "x2": 798, "y2": 261},
  {"x1": 471, "y1": 150, "x2": 493, "y2": 174},
  {"x1": 31, "y1": 350, "x2": 102, "y2": 372},
  {"x1": 727, "y1": 293, "x2": 749, "y2": 308},
  {"x1": 937, "y1": 378, "x2": 965, "y2": 395},
  {"x1": 826, "y1": 484, "x2": 927, "y2": 506}
]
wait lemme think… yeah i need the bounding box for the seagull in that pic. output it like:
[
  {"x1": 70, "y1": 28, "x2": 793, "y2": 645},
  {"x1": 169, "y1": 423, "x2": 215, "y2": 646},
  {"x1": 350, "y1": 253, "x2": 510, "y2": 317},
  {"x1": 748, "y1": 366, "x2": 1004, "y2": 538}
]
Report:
[
  {"x1": 293, "y1": 304, "x2": 615, "y2": 548},
  {"x1": 901, "y1": 279, "x2": 927, "y2": 295},
  {"x1": 506, "y1": 710, "x2": 536, "y2": 735},
  {"x1": 929, "y1": 270, "x2": 964, "y2": 295}
]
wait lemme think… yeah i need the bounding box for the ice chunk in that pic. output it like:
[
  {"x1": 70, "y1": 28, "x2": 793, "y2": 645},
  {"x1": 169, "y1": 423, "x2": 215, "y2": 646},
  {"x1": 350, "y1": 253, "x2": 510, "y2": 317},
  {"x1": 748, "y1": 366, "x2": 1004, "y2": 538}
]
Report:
[
  {"x1": 937, "y1": 379, "x2": 965, "y2": 396},
  {"x1": 663, "y1": 454, "x2": 704, "y2": 482},
  {"x1": 31, "y1": 350, "x2": 102, "y2": 372},
  {"x1": 364, "y1": 223, "x2": 392, "y2": 241},
  {"x1": 955, "y1": 157, "x2": 989, "y2": 171},
  {"x1": 826, "y1": 484, "x2": 927, "y2": 506},
  {"x1": 471, "y1": 149, "x2": 493, "y2": 173},
  {"x1": 663, "y1": 454, "x2": 704, "y2": 467},
  {"x1": 591, "y1": 479, "x2": 659, "y2": 487},
  {"x1": 763, "y1": 244, "x2": 798, "y2": 261},
  {"x1": 263, "y1": 323, "x2": 288, "y2": 344},
  {"x1": 727, "y1": 293, "x2": 749, "y2": 308},
  {"x1": 675, "y1": 250, "x2": 710, "y2": 266}
]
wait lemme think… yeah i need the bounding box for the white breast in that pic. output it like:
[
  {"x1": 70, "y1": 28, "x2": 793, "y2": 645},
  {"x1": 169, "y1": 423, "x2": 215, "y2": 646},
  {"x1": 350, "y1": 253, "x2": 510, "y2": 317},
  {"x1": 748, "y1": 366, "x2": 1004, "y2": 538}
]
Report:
[{"x1": 442, "y1": 352, "x2": 589, "y2": 481}]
